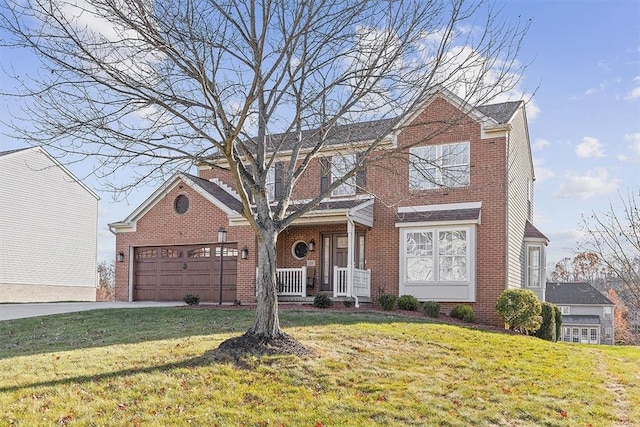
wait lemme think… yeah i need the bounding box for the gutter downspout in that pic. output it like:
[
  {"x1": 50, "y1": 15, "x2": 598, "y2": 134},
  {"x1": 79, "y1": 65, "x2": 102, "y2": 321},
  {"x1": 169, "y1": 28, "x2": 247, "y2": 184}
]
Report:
[{"x1": 346, "y1": 211, "x2": 359, "y2": 308}]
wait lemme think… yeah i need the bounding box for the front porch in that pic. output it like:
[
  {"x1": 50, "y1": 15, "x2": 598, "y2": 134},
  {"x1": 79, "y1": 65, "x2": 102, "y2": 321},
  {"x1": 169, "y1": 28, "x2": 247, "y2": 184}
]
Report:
[{"x1": 275, "y1": 266, "x2": 371, "y2": 301}]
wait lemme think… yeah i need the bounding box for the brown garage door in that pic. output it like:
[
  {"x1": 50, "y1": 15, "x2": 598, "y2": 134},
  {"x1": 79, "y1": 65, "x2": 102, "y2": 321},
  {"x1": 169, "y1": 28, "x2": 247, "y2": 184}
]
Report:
[{"x1": 133, "y1": 244, "x2": 237, "y2": 303}]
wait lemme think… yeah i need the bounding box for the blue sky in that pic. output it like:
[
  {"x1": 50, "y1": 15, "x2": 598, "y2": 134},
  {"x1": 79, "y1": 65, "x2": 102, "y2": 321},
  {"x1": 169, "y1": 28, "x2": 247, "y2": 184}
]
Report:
[{"x1": 1, "y1": 0, "x2": 639, "y2": 268}]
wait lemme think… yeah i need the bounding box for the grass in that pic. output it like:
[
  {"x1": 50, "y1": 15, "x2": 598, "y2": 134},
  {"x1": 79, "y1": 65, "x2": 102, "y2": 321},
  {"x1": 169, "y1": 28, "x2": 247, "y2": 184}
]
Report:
[{"x1": 0, "y1": 307, "x2": 638, "y2": 426}]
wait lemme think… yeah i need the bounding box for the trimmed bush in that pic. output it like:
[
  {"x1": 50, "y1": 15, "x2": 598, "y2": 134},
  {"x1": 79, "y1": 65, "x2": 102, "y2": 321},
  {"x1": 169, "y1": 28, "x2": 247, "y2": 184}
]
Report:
[
  {"x1": 378, "y1": 294, "x2": 397, "y2": 311},
  {"x1": 534, "y1": 302, "x2": 556, "y2": 341},
  {"x1": 450, "y1": 304, "x2": 475, "y2": 322},
  {"x1": 554, "y1": 305, "x2": 563, "y2": 342},
  {"x1": 495, "y1": 289, "x2": 542, "y2": 334},
  {"x1": 397, "y1": 295, "x2": 420, "y2": 311},
  {"x1": 423, "y1": 301, "x2": 441, "y2": 318},
  {"x1": 313, "y1": 293, "x2": 333, "y2": 308},
  {"x1": 183, "y1": 294, "x2": 200, "y2": 306}
]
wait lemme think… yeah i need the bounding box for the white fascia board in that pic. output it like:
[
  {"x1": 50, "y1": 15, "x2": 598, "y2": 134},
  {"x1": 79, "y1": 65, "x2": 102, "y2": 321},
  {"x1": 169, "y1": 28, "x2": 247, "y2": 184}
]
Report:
[
  {"x1": 397, "y1": 201, "x2": 482, "y2": 214},
  {"x1": 180, "y1": 175, "x2": 239, "y2": 216}
]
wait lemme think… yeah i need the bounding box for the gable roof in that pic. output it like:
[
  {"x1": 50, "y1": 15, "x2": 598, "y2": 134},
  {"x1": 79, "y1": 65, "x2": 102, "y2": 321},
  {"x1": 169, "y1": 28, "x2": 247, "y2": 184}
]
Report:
[
  {"x1": 109, "y1": 172, "x2": 243, "y2": 232},
  {"x1": 545, "y1": 282, "x2": 614, "y2": 306},
  {"x1": 477, "y1": 101, "x2": 522, "y2": 125},
  {"x1": 524, "y1": 221, "x2": 549, "y2": 241}
]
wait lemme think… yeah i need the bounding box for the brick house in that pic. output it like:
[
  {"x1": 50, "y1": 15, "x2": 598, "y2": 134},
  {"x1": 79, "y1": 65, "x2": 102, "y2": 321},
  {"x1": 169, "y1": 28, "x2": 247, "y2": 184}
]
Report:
[
  {"x1": 545, "y1": 282, "x2": 615, "y2": 345},
  {"x1": 109, "y1": 88, "x2": 547, "y2": 326}
]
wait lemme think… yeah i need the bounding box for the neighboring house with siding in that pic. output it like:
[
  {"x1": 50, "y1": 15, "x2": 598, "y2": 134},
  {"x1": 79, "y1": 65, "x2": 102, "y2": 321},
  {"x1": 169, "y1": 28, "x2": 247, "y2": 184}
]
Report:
[
  {"x1": 545, "y1": 282, "x2": 615, "y2": 345},
  {"x1": 0, "y1": 147, "x2": 99, "y2": 302},
  {"x1": 110, "y1": 88, "x2": 547, "y2": 327}
]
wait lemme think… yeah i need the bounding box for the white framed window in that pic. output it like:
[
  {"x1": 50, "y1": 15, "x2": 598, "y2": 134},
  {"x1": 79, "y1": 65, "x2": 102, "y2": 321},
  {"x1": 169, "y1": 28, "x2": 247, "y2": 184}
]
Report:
[
  {"x1": 399, "y1": 225, "x2": 476, "y2": 302},
  {"x1": 331, "y1": 154, "x2": 355, "y2": 196},
  {"x1": 525, "y1": 244, "x2": 543, "y2": 288},
  {"x1": 266, "y1": 166, "x2": 275, "y2": 200},
  {"x1": 603, "y1": 306, "x2": 612, "y2": 320},
  {"x1": 560, "y1": 306, "x2": 571, "y2": 315},
  {"x1": 409, "y1": 142, "x2": 470, "y2": 190}
]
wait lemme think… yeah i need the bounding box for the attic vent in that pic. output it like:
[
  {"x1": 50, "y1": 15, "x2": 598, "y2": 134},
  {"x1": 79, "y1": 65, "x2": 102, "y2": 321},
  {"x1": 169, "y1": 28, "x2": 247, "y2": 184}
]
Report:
[{"x1": 174, "y1": 195, "x2": 189, "y2": 214}]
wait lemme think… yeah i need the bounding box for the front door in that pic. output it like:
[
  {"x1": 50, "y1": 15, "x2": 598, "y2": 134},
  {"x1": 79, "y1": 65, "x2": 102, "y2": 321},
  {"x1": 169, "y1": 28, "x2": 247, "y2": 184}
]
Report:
[{"x1": 320, "y1": 233, "x2": 364, "y2": 292}]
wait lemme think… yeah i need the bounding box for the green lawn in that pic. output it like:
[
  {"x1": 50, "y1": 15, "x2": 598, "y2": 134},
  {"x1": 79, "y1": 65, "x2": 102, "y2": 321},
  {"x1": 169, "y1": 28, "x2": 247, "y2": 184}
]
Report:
[{"x1": 0, "y1": 307, "x2": 638, "y2": 426}]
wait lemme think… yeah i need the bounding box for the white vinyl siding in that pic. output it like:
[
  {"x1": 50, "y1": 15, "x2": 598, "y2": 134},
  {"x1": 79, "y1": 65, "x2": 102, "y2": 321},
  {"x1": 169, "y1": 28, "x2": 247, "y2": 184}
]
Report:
[
  {"x1": 0, "y1": 148, "x2": 99, "y2": 301},
  {"x1": 400, "y1": 225, "x2": 476, "y2": 302},
  {"x1": 409, "y1": 142, "x2": 469, "y2": 190}
]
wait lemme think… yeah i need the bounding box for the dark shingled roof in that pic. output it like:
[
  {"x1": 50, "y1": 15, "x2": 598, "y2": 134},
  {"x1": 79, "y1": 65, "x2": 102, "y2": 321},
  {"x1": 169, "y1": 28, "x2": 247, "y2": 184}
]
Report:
[
  {"x1": 476, "y1": 101, "x2": 522, "y2": 124},
  {"x1": 246, "y1": 100, "x2": 521, "y2": 152},
  {"x1": 545, "y1": 282, "x2": 614, "y2": 305},
  {"x1": 562, "y1": 315, "x2": 602, "y2": 325},
  {"x1": 184, "y1": 173, "x2": 244, "y2": 213},
  {"x1": 288, "y1": 199, "x2": 370, "y2": 213},
  {"x1": 0, "y1": 147, "x2": 30, "y2": 157},
  {"x1": 397, "y1": 208, "x2": 480, "y2": 223},
  {"x1": 524, "y1": 221, "x2": 548, "y2": 240}
]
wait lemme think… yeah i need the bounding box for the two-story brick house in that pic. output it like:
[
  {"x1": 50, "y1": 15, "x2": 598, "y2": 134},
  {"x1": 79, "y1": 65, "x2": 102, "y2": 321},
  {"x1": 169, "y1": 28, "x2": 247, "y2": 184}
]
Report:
[{"x1": 109, "y1": 88, "x2": 547, "y2": 326}]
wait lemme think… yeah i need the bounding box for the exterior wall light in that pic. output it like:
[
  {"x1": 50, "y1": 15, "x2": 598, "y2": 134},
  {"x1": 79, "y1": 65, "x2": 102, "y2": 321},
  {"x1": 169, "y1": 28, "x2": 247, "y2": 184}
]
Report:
[
  {"x1": 308, "y1": 239, "x2": 315, "y2": 251},
  {"x1": 241, "y1": 246, "x2": 249, "y2": 259},
  {"x1": 117, "y1": 251, "x2": 125, "y2": 262}
]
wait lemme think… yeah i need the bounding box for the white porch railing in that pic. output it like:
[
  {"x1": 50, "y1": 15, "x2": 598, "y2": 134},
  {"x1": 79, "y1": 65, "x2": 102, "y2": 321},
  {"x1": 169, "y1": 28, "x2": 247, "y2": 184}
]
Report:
[
  {"x1": 333, "y1": 267, "x2": 371, "y2": 298},
  {"x1": 276, "y1": 266, "x2": 307, "y2": 297}
]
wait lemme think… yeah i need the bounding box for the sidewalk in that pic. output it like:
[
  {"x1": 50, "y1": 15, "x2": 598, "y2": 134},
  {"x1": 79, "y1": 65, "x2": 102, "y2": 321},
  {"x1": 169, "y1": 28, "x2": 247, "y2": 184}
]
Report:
[{"x1": 0, "y1": 301, "x2": 184, "y2": 321}]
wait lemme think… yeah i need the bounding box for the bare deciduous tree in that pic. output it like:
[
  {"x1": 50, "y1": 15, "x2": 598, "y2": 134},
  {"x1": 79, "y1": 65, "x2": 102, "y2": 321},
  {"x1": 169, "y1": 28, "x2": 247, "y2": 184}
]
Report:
[
  {"x1": 1, "y1": 0, "x2": 531, "y2": 350},
  {"x1": 580, "y1": 191, "x2": 640, "y2": 310}
]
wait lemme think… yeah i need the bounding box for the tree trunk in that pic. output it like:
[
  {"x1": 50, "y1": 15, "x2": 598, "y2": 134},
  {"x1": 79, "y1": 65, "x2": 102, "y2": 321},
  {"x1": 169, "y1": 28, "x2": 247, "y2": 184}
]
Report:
[{"x1": 247, "y1": 228, "x2": 282, "y2": 339}]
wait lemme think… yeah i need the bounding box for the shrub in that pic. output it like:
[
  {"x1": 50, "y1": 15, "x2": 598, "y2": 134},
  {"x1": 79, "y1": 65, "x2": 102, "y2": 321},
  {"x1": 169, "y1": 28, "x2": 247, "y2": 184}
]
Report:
[
  {"x1": 397, "y1": 295, "x2": 420, "y2": 311},
  {"x1": 450, "y1": 304, "x2": 475, "y2": 322},
  {"x1": 343, "y1": 299, "x2": 354, "y2": 308},
  {"x1": 495, "y1": 289, "x2": 542, "y2": 334},
  {"x1": 378, "y1": 294, "x2": 397, "y2": 311},
  {"x1": 423, "y1": 301, "x2": 441, "y2": 318},
  {"x1": 554, "y1": 305, "x2": 563, "y2": 342},
  {"x1": 183, "y1": 294, "x2": 200, "y2": 306},
  {"x1": 313, "y1": 293, "x2": 333, "y2": 308},
  {"x1": 534, "y1": 302, "x2": 556, "y2": 341}
]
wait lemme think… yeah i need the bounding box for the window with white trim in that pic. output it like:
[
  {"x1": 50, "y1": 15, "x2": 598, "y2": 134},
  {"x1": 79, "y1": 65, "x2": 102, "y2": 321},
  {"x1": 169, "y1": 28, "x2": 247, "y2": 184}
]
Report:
[
  {"x1": 526, "y1": 244, "x2": 543, "y2": 288},
  {"x1": 400, "y1": 225, "x2": 476, "y2": 302},
  {"x1": 409, "y1": 142, "x2": 470, "y2": 190},
  {"x1": 331, "y1": 154, "x2": 355, "y2": 196},
  {"x1": 266, "y1": 166, "x2": 275, "y2": 200},
  {"x1": 560, "y1": 306, "x2": 570, "y2": 315}
]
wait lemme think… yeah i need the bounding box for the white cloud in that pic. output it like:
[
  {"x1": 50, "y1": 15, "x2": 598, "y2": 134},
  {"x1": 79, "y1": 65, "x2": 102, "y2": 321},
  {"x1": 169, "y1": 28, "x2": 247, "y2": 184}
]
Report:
[
  {"x1": 626, "y1": 76, "x2": 640, "y2": 100},
  {"x1": 532, "y1": 138, "x2": 550, "y2": 151},
  {"x1": 625, "y1": 133, "x2": 640, "y2": 158},
  {"x1": 576, "y1": 136, "x2": 605, "y2": 158},
  {"x1": 553, "y1": 167, "x2": 620, "y2": 200},
  {"x1": 533, "y1": 158, "x2": 554, "y2": 182},
  {"x1": 584, "y1": 81, "x2": 608, "y2": 96}
]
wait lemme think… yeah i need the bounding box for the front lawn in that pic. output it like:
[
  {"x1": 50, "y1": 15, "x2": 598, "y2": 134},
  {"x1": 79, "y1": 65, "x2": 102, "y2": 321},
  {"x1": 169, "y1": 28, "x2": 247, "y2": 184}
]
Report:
[{"x1": 1, "y1": 307, "x2": 638, "y2": 426}]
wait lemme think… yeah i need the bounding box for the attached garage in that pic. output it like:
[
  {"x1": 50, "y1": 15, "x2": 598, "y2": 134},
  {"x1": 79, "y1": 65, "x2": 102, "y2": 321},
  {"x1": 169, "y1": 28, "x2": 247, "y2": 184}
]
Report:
[{"x1": 133, "y1": 244, "x2": 237, "y2": 303}]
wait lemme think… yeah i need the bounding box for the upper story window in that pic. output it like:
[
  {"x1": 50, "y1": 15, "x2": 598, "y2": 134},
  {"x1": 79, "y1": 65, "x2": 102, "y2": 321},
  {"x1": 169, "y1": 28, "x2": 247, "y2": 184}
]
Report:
[
  {"x1": 409, "y1": 142, "x2": 470, "y2": 190},
  {"x1": 331, "y1": 154, "x2": 356, "y2": 196},
  {"x1": 559, "y1": 306, "x2": 570, "y2": 315},
  {"x1": 320, "y1": 154, "x2": 365, "y2": 197},
  {"x1": 265, "y1": 162, "x2": 283, "y2": 201}
]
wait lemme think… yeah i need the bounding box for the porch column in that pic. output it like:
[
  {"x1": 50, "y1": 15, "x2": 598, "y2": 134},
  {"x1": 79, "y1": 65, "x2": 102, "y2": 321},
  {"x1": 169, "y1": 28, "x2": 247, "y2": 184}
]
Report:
[{"x1": 347, "y1": 215, "x2": 354, "y2": 299}]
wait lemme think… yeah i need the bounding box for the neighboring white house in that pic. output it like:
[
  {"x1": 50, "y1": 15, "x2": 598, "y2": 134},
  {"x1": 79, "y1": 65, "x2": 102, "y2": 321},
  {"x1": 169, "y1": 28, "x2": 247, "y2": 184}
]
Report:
[
  {"x1": 545, "y1": 282, "x2": 615, "y2": 345},
  {"x1": 0, "y1": 147, "x2": 100, "y2": 302}
]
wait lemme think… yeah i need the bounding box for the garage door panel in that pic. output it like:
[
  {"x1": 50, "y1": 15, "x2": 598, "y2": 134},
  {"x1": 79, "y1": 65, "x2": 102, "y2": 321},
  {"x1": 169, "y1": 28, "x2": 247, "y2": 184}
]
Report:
[{"x1": 133, "y1": 244, "x2": 237, "y2": 302}]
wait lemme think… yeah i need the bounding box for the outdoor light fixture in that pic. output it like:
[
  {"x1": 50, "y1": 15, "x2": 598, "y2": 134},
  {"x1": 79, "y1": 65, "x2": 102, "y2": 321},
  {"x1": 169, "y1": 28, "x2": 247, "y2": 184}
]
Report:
[
  {"x1": 308, "y1": 239, "x2": 315, "y2": 251},
  {"x1": 117, "y1": 251, "x2": 125, "y2": 262},
  {"x1": 217, "y1": 226, "x2": 227, "y2": 243},
  {"x1": 241, "y1": 246, "x2": 249, "y2": 259}
]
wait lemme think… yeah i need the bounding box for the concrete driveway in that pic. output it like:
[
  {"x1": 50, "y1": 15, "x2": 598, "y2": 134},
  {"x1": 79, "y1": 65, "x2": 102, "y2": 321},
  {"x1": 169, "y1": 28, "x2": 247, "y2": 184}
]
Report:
[{"x1": 0, "y1": 301, "x2": 185, "y2": 321}]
